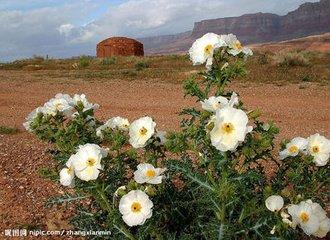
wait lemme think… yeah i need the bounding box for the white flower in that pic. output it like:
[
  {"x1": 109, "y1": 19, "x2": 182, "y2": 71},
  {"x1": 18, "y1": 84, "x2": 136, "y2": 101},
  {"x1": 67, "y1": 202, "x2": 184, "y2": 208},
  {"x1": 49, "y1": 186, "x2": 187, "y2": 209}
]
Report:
[
  {"x1": 119, "y1": 190, "x2": 153, "y2": 227},
  {"x1": 201, "y1": 96, "x2": 229, "y2": 112},
  {"x1": 72, "y1": 94, "x2": 99, "y2": 112},
  {"x1": 70, "y1": 143, "x2": 107, "y2": 181},
  {"x1": 43, "y1": 93, "x2": 73, "y2": 116},
  {"x1": 210, "y1": 106, "x2": 250, "y2": 152},
  {"x1": 23, "y1": 107, "x2": 44, "y2": 132},
  {"x1": 201, "y1": 92, "x2": 239, "y2": 112},
  {"x1": 154, "y1": 130, "x2": 167, "y2": 145},
  {"x1": 307, "y1": 133, "x2": 330, "y2": 166},
  {"x1": 96, "y1": 117, "x2": 130, "y2": 139},
  {"x1": 265, "y1": 195, "x2": 284, "y2": 212},
  {"x1": 134, "y1": 163, "x2": 166, "y2": 184},
  {"x1": 279, "y1": 137, "x2": 308, "y2": 160},
  {"x1": 129, "y1": 117, "x2": 156, "y2": 148},
  {"x1": 220, "y1": 34, "x2": 253, "y2": 56},
  {"x1": 107, "y1": 117, "x2": 130, "y2": 131},
  {"x1": 220, "y1": 33, "x2": 237, "y2": 46},
  {"x1": 288, "y1": 200, "x2": 325, "y2": 236},
  {"x1": 189, "y1": 33, "x2": 225, "y2": 69},
  {"x1": 59, "y1": 158, "x2": 75, "y2": 187}
]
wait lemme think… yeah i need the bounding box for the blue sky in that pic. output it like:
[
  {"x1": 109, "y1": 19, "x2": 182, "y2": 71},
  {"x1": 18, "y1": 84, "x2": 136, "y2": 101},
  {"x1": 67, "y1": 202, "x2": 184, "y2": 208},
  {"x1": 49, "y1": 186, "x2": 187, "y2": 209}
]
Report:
[{"x1": 0, "y1": 0, "x2": 319, "y2": 61}]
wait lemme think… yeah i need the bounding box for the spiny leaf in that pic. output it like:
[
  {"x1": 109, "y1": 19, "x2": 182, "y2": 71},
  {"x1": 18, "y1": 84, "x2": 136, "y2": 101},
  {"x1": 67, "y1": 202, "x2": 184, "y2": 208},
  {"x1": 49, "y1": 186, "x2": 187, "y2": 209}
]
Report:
[{"x1": 46, "y1": 193, "x2": 88, "y2": 207}]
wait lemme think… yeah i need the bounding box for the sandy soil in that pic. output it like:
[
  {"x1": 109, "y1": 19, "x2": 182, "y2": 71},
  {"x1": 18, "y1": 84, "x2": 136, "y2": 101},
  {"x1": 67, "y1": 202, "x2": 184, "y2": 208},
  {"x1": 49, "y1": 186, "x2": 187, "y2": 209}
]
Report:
[{"x1": 0, "y1": 70, "x2": 329, "y2": 238}]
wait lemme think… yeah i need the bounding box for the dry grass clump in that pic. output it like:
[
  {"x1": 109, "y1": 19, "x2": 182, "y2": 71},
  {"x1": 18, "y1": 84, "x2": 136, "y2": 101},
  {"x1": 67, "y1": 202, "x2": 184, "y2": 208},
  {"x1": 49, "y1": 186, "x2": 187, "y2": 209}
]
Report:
[{"x1": 272, "y1": 51, "x2": 310, "y2": 67}]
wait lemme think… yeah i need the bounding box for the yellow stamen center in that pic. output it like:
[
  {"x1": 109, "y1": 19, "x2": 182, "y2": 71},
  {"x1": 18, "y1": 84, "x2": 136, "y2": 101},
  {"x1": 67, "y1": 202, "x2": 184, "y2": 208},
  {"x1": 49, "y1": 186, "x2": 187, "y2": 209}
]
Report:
[
  {"x1": 86, "y1": 158, "x2": 96, "y2": 167},
  {"x1": 131, "y1": 202, "x2": 142, "y2": 213},
  {"x1": 234, "y1": 40, "x2": 242, "y2": 50},
  {"x1": 67, "y1": 166, "x2": 73, "y2": 174},
  {"x1": 300, "y1": 212, "x2": 309, "y2": 223},
  {"x1": 312, "y1": 146, "x2": 320, "y2": 153},
  {"x1": 288, "y1": 145, "x2": 299, "y2": 154},
  {"x1": 139, "y1": 127, "x2": 148, "y2": 136},
  {"x1": 145, "y1": 169, "x2": 156, "y2": 178},
  {"x1": 204, "y1": 44, "x2": 213, "y2": 55},
  {"x1": 54, "y1": 102, "x2": 63, "y2": 109},
  {"x1": 222, "y1": 123, "x2": 234, "y2": 134}
]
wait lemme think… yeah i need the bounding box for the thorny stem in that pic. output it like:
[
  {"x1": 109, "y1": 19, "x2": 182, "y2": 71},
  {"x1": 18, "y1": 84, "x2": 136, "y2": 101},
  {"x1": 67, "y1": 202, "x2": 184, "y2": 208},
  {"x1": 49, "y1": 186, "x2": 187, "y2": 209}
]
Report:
[
  {"x1": 96, "y1": 186, "x2": 113, "y2": 213},
  {"x1": 114, "y1": 224, "x2": 136, "y2": 240}
]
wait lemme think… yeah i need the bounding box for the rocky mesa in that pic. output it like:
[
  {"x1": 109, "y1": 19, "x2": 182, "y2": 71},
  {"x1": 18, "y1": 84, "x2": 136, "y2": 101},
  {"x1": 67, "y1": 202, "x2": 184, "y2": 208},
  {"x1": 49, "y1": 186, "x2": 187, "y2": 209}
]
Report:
[{"x1": 139, "y1": 0, "x2": 330, "y2": 54}]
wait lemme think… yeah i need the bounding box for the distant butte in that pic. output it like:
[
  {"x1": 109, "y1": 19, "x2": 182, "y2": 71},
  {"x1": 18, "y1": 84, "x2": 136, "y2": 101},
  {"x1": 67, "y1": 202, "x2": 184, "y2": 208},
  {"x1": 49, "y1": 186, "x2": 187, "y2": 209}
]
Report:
[{"x1": 139, "y1": 0, "x2": 330, "y2": 55}]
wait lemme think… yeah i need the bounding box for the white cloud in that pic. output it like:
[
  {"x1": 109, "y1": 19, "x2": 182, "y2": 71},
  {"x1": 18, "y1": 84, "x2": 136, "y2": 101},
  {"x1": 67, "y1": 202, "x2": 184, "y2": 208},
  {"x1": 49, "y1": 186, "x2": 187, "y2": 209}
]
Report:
[
  {"x1": 0, "y1": 2, "x2": 99, "y2": 61},
  {"x1": 57, "y1": 24, "x2": 75, "y2": 36},
  {"x1": 0, "y1": 0, "x2": 320, "y2": 61}
]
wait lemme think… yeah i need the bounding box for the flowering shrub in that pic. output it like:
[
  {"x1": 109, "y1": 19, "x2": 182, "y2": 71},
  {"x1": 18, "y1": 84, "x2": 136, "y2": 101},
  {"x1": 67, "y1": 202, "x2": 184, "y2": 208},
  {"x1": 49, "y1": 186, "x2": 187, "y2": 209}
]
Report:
[{"x1": 24, "y1": 33, "x2": 329, "y2": 239}]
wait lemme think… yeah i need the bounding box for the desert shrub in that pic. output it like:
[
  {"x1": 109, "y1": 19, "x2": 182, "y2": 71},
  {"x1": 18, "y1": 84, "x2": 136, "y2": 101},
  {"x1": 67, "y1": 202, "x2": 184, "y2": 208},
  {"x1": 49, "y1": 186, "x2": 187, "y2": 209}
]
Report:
[
  {"x1": 301, "y1": 74, "x2": 314, "y2": 82},
  {"x1": 79, "y1": 55, "x2": 93, "y2": 68},
  {"x1": 257, "y1": 52, "x2": 270, "y2": 65},
  {"x1": 273, "y1": 51, "x2": 310, "y2": 67},
  {"x1": 121, "y1": 69, "x2": 138, "y2": 77},
  {"x1": 101, "y1": 57, "x2": 117, "y2": 66},
  {"x1": 0, "y1": 125, "x2": 20, "y2": 134},
  {"x1": 24, "y1": 33, "x2": 329, "y2": 239},
  {"x1": 134, "y1": 61, "x2": 149, "y2": 71},
  {"x1": 125, "y1": 56, "x2": 140, "y2": 63}
]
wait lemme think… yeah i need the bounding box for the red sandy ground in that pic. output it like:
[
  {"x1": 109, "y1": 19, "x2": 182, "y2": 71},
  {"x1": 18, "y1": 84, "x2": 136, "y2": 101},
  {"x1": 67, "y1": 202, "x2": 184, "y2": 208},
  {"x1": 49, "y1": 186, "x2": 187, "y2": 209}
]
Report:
[{"x1": 0, "y1": 72, "x2": 329, "y2": 239}]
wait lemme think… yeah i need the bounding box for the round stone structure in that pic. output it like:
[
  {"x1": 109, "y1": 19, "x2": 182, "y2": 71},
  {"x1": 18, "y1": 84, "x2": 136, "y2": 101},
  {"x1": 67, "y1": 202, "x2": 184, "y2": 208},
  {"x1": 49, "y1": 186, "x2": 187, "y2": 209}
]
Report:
[{"x1": 96, "y1": 37, "x2": 144, "y2": 57}]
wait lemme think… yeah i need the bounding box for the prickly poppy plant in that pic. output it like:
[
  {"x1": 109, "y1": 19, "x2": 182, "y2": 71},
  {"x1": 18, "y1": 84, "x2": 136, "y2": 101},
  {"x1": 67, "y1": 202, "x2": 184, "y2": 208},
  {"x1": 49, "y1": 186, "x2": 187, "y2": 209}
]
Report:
[{"x1": 24, "y1": 33, "x2": 329, "y2": 239}]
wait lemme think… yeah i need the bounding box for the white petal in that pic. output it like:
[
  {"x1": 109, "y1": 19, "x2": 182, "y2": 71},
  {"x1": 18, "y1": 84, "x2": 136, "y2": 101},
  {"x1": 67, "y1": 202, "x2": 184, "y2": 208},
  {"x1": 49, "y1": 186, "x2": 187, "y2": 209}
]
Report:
[
  {"x1": 59, "y1": 168, "x2": 74, "y2": 187},
  {"x1": 265, "y1": 195, "x2": 284, "y2": 212}
]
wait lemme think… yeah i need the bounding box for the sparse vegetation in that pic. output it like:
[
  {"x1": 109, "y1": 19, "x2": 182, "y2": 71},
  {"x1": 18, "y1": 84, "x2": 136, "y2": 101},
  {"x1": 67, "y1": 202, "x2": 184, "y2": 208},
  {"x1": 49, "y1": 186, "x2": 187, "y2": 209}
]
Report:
[
  {"x1": 301, "y1": 74, "x2": 314, "y2": 82},
  {"x1": 0, "y1": 51, "x2": 329, "y2": 85},
  {"x1": 0, "y1": 125, "x2": 20, "y2": 134},
  {"x1": 257, "y1": 52, "x2": 270, "y2": 65},
  {"x1": 272, "y1": 51, "x2": 310, "y2": 67},
  {"x1": 121, "y1": 69, "x2": 138, "y2": 77},
  {"x1": 101, "y1": 57, "x2": 117, "y2": 66},
  {"x1": 78, "y1": 55, "x2": 93, "y2": 68},
  {"x1": 134, "y1": 61, "x2": 149, "y2": 71},
  {"x1": 38, "y1": 167, "x2": 58, "y2": 180}
]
